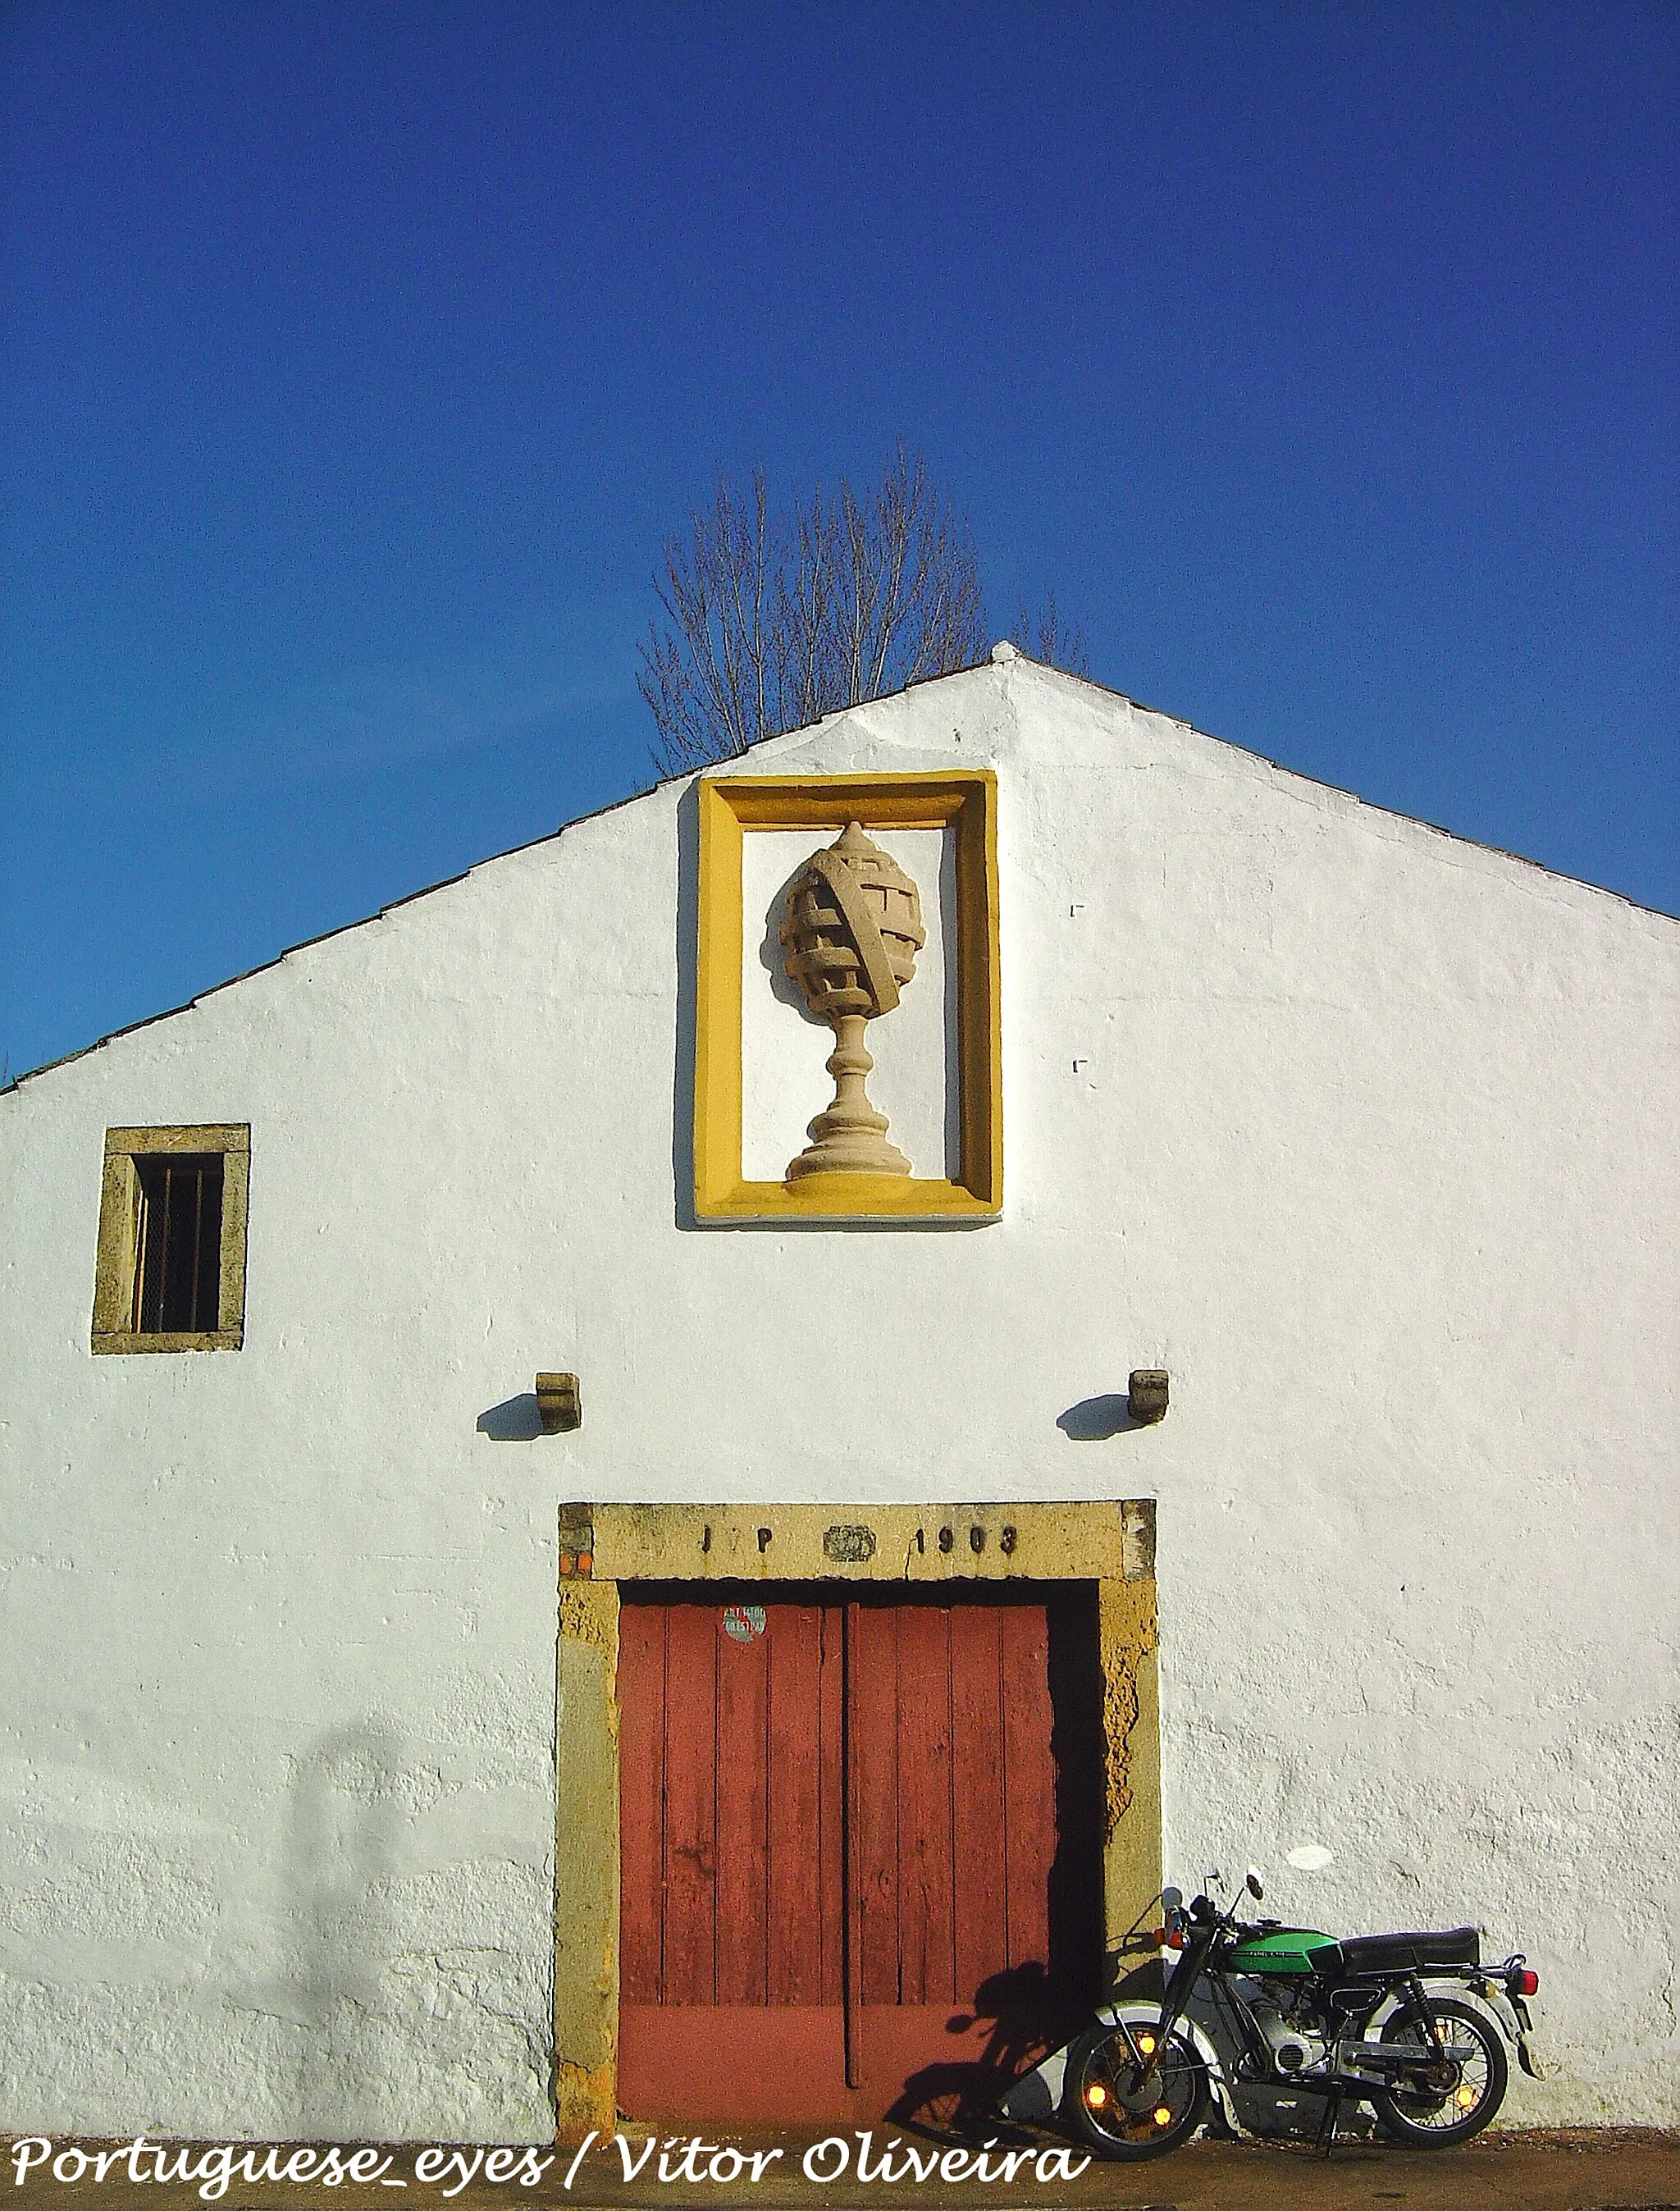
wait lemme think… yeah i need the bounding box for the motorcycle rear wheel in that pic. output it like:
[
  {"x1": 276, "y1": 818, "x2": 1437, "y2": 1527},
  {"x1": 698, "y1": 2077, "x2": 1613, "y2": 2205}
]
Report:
[
  {"x1": 1370, "y1": 1996, "x2": 1508, "y2": 2146},
  {"x1": 1063, "y1": 2024, "x2": 1209, "y2": 2161}
]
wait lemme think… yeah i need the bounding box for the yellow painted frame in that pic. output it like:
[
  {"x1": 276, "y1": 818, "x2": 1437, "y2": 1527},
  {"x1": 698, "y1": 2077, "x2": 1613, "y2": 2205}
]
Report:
[{"x1": 695, "y1": 772, "x2": 1002, "y2": 1222}]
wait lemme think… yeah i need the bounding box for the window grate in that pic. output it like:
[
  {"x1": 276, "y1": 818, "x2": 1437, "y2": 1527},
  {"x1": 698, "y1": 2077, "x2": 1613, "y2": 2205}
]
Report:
[{"x1": 132, "y1": 1154, "x2": 224, "y2": 1334}]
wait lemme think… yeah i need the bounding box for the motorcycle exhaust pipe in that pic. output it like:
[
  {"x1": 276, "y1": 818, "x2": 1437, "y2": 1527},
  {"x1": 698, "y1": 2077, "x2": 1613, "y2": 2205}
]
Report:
[{"x1": 1340, "y1": 2038, "x2": 1479, "y2": 2071}]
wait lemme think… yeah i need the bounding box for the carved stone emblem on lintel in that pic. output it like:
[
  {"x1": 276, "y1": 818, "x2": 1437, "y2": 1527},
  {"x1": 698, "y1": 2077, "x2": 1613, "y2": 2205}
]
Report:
[{"x1": 778, "y1": 821, "x2": 925, "y2": 1183}]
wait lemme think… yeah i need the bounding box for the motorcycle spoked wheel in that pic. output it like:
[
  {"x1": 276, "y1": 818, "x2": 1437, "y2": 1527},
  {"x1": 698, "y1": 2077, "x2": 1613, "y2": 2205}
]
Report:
[
  {"x1": 1370, "y1": 1996, "x2": 1509, "y2": 2146},
  {"x1": 1063, "y1": 2023, "x2": 1210, "y2": 2160}
]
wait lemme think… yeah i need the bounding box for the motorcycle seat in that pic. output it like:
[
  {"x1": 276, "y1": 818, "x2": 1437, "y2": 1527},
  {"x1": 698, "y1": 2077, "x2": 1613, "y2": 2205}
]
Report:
[{"x1": 1336, "y1": 1925, "x2": 1481, "y2": 1975}]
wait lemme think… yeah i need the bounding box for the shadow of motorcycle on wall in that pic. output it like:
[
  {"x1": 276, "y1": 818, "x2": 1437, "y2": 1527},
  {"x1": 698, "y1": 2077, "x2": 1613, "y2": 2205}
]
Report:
[{"x1": 886, "y1": 1961, "x2": 1084, "y2": 2144}]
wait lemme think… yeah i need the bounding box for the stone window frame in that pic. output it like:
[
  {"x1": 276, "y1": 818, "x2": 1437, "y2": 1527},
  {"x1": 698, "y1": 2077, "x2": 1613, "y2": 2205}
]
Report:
[
  {"x1": 693, "y1": 770, "x2": 1003, "y2": 1222},
  {"x1": 91, "y1": 1124, "x2": 250, "y2": 1354}
]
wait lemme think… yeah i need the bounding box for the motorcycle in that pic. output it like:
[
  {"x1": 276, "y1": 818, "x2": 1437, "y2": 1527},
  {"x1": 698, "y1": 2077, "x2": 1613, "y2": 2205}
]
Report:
[{"x1": 998, "y1": 1855, "x2": 1541, "y2": 2161}]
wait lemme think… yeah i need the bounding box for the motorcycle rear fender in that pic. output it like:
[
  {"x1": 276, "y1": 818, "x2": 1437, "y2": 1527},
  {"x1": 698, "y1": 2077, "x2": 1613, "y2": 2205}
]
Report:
[
  {"x1": 1362, "y1": 1976, "x2": 1541, "y2": 2079},
  {"x1": 995, "y1": 2003, "x2": 1237, "y2": 2135}
]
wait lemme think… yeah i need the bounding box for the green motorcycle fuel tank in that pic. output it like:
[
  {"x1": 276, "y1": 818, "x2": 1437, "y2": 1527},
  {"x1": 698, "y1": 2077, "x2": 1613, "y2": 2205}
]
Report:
[{"x1": 1222, "y1": 1925, "x2": 1342, "y2": 1976}]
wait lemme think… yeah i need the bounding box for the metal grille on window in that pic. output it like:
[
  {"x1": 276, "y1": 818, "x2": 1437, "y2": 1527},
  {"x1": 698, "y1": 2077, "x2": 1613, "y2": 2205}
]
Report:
[{"x1": 132, "y1": 1155, "x2": 225, "y2": 1333}]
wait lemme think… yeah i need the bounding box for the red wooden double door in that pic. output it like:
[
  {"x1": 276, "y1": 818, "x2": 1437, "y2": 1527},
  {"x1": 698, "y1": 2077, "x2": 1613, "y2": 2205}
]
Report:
[{"x1": 617, "y1": 1583, "x2": 1102, "y2": 2123}]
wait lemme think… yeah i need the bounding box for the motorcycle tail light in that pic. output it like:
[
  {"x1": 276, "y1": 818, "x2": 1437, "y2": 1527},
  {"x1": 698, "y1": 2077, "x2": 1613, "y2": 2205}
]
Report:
[{"x1": 1510, "y1": 1968, "x2": 1539, "y2": 1997}]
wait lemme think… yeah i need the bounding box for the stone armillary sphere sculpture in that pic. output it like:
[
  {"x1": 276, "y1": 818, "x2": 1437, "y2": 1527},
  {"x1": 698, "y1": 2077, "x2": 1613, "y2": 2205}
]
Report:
[{"x1": 779, "y1": 820, "x2": 925, "y2": 1182}]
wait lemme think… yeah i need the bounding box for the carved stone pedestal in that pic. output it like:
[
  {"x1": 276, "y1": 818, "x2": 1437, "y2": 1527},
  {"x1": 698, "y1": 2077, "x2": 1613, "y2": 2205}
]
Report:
[{"x1": 779, "y1": 821, "x2": 924, "y2": 1185}]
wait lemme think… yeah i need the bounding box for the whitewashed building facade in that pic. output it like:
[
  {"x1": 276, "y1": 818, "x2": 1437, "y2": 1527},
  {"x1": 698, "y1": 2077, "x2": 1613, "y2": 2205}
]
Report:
[{"x1": 2, "y1": 652, "x2": 1676, "y2": 2139}]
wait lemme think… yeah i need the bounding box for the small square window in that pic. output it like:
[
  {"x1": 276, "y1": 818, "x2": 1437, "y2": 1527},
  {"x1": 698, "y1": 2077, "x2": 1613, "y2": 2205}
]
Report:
[{"x1": 92, "y1": 1126, "x2": 249, "y2": 1353}]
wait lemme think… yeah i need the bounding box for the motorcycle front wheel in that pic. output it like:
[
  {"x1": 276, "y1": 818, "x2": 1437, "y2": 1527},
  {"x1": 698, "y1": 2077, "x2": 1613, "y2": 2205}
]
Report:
[
  {"x1": 1063, "y1": 2024, "x2": 1209, "y2": 2161},
  {"x1": 1370, "y1": 1996, "x2": 1508, "y2": 2146}
]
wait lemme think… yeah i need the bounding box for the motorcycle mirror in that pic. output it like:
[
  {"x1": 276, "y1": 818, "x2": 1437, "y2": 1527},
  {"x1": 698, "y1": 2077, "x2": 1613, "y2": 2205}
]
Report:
[
  {"x1": 1245, "y1": 1867, "x2": 1265, "y2": 1900},
  {"x1": 1285, "y1": 1843, "x2": 1335, "y2": 1871},
  {"x1": 1161, "y1": 1886, "x2": 1183, "y2": 1912}
]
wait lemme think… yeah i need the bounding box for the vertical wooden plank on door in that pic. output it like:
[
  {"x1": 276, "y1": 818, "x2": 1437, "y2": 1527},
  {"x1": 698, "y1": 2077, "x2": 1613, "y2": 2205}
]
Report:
[
  {"x1": 843, "y1": 1603, "x2": 864, "y2": 2085},
  {"x1": 950, "y1": 1602, "x2": 1007, "y2": 2007},
  {"x1": 1000, "y1": 1601, "x2": 1055, "y2": 1972},
  {"x1": 618, "y1": 1602, "x2": 666, "y2": 2003},
  {"x1": 818, "y1": 1602, "x2": 846, "y2": 2009},
  {"x1": 714, "y1": 1606, "x2": 769, "y2": 2003},
  {"x1": 767, "y1": 1602, "x2": 823, "y2": 2004},
  {"x1": 851, "y1": 1602, "x2": 901, "y2": 2011},
  {"x1": 663, "y1": 1602, "x2": 719, "y2": 2003},
  {"x1": 895, "y1": 1604, "x2": 956, "y2": 2004}
]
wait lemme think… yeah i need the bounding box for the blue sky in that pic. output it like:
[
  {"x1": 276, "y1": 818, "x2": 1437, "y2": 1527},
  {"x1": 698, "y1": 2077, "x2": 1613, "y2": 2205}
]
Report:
[{"x1": 3, "y1": 1, "x2": 1675, "y2": 1081}]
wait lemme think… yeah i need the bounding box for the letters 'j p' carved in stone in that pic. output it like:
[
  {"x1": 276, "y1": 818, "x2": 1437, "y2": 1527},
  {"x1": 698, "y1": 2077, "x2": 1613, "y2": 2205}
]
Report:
[{"x1": 779, "y1": 821, "x2": 925, "y2": 1183}]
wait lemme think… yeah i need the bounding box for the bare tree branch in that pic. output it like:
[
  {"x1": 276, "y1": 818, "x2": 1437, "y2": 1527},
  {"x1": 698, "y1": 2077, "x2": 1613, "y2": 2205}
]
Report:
[
  {"x1": 638, "y1": 449, "x2": 991, "y2": 770},
  {"x1": 639, "y1": 451, "x2": 1090, "y2": 771},
  {"x1": 1011, "y1": 592, "x2": 1090, "y2": 678}
]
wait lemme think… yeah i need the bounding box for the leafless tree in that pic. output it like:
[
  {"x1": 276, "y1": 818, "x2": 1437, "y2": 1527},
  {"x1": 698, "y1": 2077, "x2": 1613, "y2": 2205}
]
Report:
[
  {"x1": 639, "y1": 450, "x2": 988, "y2": 775},
  {"x1": 1011, "y1": 591, "x2": 1089, "y2": 678}
]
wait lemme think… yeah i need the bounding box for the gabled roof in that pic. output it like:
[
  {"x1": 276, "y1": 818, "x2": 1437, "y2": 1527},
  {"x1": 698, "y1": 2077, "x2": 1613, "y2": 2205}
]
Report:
[{"x1": 6, "y1": 653, "x2": 1672, "y2": 1096}]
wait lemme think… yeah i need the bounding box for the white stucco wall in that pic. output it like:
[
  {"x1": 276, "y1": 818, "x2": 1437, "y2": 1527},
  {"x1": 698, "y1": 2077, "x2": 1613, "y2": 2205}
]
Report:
[{"x1": 2, "y1": 657, "x2": 1676, "y2": 2136}]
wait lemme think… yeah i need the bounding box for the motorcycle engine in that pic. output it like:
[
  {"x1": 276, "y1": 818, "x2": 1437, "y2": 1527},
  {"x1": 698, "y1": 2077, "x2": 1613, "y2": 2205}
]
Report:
[{"x1": 1251, "y1": 1993, "x2": 1331, "y2": 2076}]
